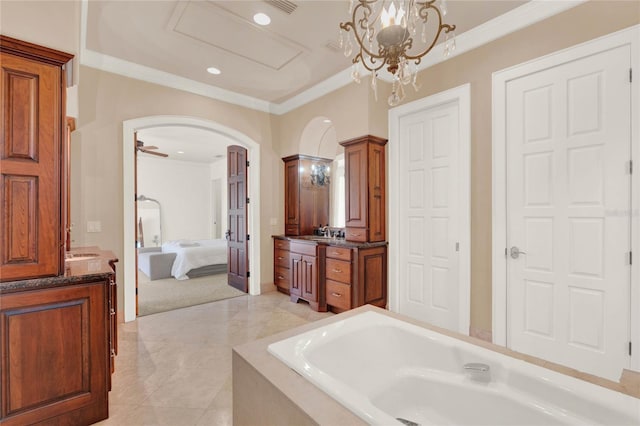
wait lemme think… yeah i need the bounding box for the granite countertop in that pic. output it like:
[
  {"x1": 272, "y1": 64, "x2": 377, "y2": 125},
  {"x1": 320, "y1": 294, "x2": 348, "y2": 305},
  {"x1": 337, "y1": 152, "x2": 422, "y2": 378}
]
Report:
[
  {"x1": 273, "y1": 235, "x2": 387, "y2": 249},
  {"x1": 0, "y1": 246, "x2": 118, "y2": 293}
]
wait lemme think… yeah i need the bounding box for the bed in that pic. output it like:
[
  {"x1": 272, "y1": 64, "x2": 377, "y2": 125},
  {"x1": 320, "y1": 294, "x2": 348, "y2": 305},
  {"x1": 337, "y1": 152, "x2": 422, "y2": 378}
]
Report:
[{"x1": 161, "y1": 239, "x2": 228, "y2": 280}]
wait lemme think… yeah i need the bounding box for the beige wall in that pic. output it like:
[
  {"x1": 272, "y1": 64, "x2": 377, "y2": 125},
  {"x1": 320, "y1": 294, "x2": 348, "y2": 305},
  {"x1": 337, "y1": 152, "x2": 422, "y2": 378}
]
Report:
[
  {"x1": 3, "y1": 0, "x2": 639, "y2": 334},
  {"x1": 272, "y1": 0, "x2": 640, "y2": 334},
  {"x1": 0, "y1": 0, "x2": 80, "y2": 83},
  {"x1": 396, "y1": 0, "x2": 640, "y2": 333},
  {"x1": 74, "y1": 66, "x2": 277, "y2": 308}
]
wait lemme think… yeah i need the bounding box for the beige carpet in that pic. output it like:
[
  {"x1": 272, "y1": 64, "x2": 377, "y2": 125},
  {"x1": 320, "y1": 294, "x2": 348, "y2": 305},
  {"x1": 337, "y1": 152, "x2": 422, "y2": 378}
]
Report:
[{"x1": 138, "y1": 272, "x2": 245, "y2": 316}]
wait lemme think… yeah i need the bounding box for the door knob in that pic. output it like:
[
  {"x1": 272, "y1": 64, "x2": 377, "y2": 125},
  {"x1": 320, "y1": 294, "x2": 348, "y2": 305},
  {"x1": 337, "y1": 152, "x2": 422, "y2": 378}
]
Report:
[{"x1": 510, "y1": 246, "x2": 527, "y2": 259}]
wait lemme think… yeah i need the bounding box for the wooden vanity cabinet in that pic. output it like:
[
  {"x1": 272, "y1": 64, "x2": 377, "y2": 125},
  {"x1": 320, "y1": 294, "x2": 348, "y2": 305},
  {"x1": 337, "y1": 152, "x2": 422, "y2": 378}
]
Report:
[
  {"x1": 0, "y1": 276, "x2": 112, "y2": 425},
  {"x1": 282, "y1": 155, "x2": 331, "y2": 236},
  {"x1": 325, "y1": 246, "x2": 353, "y2": 312},
  {"x1": 289, "y1": 241, "x2": 326, "y2": 312},
  {"x1": 340, "y1": 135, "x2": 387, "y2": 243},
  {"x1": 273, "y1": 238, "x2": 291, "y2": 294},
  {"x1": 325, "y1": 244, "x2": 387, "y2": 313},
  {"x1": 0, "y1": 36, "x2": 73, "y2": 282}
]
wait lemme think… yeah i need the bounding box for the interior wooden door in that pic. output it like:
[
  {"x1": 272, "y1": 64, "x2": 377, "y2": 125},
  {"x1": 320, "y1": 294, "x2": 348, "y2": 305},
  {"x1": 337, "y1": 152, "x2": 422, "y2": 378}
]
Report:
[{"x1": 227, "y1": 145, "x2": 248, "y2": 292}]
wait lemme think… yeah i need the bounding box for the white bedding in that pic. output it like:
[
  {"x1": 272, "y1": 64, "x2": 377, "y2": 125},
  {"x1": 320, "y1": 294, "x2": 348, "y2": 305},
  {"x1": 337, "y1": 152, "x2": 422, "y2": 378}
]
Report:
[{"x1": 162, "y1": 239, "x2": 227, "y2": 280}]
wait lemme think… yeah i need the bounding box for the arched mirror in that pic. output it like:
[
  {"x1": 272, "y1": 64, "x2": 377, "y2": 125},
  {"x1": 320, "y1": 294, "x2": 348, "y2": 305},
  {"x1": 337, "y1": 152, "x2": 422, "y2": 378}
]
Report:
[{"x1": 136, "y1": 195, "x2": 162, "y2": 247}]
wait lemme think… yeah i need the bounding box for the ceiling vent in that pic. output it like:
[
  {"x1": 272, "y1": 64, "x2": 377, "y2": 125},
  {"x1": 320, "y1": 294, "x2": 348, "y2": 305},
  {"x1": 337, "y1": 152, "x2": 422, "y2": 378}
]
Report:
[{"x1": 265, "y1": 0, "x2": 298, "y2": 15}]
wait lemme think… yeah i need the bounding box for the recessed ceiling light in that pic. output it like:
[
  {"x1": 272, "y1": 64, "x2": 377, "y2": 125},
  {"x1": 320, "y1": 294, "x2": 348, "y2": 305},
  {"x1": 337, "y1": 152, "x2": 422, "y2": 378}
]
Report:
[
  {"x1": 206, "y1": 67, "x2": 221, "y2": 75},
  {"x1": 323, "y1": 119, "x2": 331, "y2": 123},
  {"x1": 177, "y1": 150, "x2": 185, "y2": 154},
  {"x1": 253, "y1": 12, "x2": 271, "y2": 26}
]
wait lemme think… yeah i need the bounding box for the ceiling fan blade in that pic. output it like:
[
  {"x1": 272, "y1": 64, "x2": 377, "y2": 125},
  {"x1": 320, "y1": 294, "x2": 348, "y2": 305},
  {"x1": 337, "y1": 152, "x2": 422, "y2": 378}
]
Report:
[
  {"x1": 140, "y1": 149, "x2": 168, "y2": 158},
  {"x1": 142, "y1": 145, "x2": 159, "y2": 150}
]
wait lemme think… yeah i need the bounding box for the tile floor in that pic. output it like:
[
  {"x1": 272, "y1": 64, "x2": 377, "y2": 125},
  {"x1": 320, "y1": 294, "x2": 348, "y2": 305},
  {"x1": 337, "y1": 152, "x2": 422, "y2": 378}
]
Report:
[{"x1": 96, "y1": 290, "x2": 333, "y2": 426}]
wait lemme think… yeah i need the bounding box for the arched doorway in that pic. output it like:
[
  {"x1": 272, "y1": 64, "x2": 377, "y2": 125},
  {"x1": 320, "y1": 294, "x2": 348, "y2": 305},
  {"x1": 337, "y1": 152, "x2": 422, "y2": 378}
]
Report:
[{"x1": 122, "y1": 116, "x2": 261, "y2": 322}]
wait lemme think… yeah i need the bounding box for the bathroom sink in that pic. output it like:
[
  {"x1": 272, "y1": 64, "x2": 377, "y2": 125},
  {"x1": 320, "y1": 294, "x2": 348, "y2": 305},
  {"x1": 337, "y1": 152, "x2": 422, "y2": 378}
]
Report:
[{"x1": 66, "y1": 253, "x2": 100, "y2": 261}]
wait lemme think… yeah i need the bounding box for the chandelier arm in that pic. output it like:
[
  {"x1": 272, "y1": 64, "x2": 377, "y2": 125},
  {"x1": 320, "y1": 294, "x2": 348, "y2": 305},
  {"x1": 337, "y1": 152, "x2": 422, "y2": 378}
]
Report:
[
  {"x1": 340, "y1": 2, "x2": 388, "y2": 61},
  {"x1": 404, "y1": 2, "x2": 456, "y2": 62},
  {"x1": 355, "y1": 51, "x2": 387, "y2": 74}
]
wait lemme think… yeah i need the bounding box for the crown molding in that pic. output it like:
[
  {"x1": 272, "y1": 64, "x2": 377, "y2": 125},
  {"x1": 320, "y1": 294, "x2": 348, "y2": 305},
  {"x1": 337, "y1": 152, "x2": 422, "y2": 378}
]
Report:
[
  {"x1": 80, "y1": 0, "x2": 586, "y2": 115},
  {"x1": 80, "y1": 49, "x2": 272, "y2": 113}
]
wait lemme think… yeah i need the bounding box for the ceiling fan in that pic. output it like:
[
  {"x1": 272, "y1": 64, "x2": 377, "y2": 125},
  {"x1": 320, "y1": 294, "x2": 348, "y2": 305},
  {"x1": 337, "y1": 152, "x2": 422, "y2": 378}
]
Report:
[{"x1": 136, "y1": 140, "x2": 168, "y2": 157}]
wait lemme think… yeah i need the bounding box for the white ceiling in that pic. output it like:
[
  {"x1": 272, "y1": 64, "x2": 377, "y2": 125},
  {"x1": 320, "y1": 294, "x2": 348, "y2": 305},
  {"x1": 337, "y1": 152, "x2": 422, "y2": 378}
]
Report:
[
  {"x1": 88, "y1": 0, "x2": 529, "y2": 162},
  {"x1": 137, "y1": 126, "x2": 232, "y2": 163},
  {"x1": 86, "y1": 0, "x2": 527, "y2": 104}
]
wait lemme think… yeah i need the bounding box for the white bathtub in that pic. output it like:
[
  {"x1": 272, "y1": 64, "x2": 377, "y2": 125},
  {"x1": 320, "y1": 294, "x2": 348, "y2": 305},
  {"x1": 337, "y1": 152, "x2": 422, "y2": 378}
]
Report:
[{"x1": 268, "y1": 311, "x2": 640, "y2": 425}]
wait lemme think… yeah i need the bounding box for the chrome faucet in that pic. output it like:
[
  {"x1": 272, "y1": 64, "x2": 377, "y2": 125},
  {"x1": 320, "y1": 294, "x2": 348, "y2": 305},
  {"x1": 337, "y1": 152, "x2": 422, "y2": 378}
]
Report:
[
  {"x1": 463, "y1": 362, "x2": 491, "y2": 382},
  {"x1": 320, "y1": 225, "x2": 330, "y2": 237}
]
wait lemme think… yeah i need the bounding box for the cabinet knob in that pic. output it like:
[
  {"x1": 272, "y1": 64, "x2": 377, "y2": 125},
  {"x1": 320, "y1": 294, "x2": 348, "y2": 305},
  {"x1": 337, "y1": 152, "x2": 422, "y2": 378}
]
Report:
[
  {"x1": 331, "y1": 292, "x2": 342, "y2": 297},
  {"x1": 277, "y1": 275, "x2": 284, "y2": 279},
  {"x1": 332, "y1": 269, "x2": 342, "y2": 273},
  {"x1": 110, "y1": 309, "x2": 116, "y2": 316},
  {"x1": 277, "y1": 256, "x2": 284, "y2": 260}
]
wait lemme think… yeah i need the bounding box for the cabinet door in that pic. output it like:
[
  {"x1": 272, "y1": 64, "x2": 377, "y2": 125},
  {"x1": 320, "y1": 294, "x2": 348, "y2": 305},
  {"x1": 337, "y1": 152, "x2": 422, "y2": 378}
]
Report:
[
  {"x1": 290, "y1": 253, "x2": 303, "y2": 297},
  {"x1": 301, "y1": 255, "x2": 318, "y2": 302},
  {"x1": 357, "y1": 246, "x2": 387, "y2": 308},
  {"x1": 344, "y1": 143, "x2": 367, "y2": 228},
  {"x1": 284, "y1": 159, "x2": 300, "y2": 233},
  {"x1": 0, "y1": 280, "x2": 109, "y2": 425},
  {"x1": 0, "y1": 51, "x2": 65, "y2": 281},
  {"x1": 368, "y1": 142, "x2": 386, "y2": 242}
]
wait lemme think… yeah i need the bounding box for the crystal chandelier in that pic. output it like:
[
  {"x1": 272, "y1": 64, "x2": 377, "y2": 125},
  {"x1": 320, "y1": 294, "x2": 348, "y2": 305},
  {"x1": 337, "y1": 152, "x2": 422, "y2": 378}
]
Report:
[{"x1": 339, "y1": 0, "x2": 456, "y2": 106}]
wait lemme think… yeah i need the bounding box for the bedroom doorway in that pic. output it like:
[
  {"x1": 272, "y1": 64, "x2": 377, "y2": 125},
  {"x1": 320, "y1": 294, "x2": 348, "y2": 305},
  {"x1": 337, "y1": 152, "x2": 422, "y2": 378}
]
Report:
[{"x1": 122, "y1": 116, "x2": 262, "y2": 322}]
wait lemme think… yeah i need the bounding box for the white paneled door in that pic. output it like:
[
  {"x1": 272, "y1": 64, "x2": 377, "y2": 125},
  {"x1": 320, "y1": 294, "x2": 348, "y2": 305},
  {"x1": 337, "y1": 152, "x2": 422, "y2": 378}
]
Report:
[
  {"x1": 398, "y1": 101, "x2": 462, "y2": 332},
  {"x1": 505, "y1": 45, "x2": 631, "y2": 380}
]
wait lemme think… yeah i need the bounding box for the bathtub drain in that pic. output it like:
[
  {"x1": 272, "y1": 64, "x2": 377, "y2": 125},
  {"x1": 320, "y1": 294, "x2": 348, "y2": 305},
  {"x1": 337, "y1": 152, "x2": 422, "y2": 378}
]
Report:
[{"x1": 396, "y1": 417, "x2": 420, "y2": 426}]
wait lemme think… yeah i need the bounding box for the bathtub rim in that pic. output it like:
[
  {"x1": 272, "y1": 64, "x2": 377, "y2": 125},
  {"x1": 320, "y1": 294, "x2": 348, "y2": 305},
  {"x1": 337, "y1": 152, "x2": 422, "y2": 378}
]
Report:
[{"x1": 232, "y1": 305, "x2": 639, "y2": 426}]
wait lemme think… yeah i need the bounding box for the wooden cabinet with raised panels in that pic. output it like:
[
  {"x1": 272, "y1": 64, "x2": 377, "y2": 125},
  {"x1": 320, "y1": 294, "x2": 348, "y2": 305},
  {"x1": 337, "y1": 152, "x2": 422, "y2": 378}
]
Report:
[
  {"x1": 0, "y1": 276, "x2": 111, "y2": 425},
  {"x1": 282, "y1": 154, "x2": 331, "y2": 236},
  {"x1": 340, "y1": 135, "x2": 387, "y2": 243},
  {"x1": 0, "y1": 36, "x2": 73, "y2": 281},
  {"x1": 325, "y1": 244, "x2": 387, "y2": 313}
]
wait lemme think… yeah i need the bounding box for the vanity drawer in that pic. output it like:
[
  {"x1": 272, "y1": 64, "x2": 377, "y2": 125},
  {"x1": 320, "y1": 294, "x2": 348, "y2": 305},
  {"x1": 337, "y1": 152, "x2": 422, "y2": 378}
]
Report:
[
  {"x1": 290, "y1": 242, "x2": 317, "y2": 257},
  {"x1": 325, "y1": 258, "x2": 351, "y2": 283},
  {"x1": 274, "y1": 266, "x2": 290, "y2": 288},
  {"x1": 274, "y1": 239, "x2": 290, "y2": 250},
  {"x1": 326, "y1": 246, "x2": 352, "y2": 261},
  {"x1": 326, "y1": 280, "x2": 351, "y2": 310},
  {"x1": 274, "y1": 249, "x2": 290, "y2": 268}
]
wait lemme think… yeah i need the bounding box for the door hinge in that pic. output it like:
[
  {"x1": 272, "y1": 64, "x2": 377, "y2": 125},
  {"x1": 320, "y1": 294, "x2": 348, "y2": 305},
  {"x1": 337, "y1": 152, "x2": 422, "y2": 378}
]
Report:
[
  {"x1": 455, "y1": 242, "x2": 460, "y2": 252},
  {"x1": 630, "y1": 251, "x2": 633, "y2": 265},
  {"x1": 135, "y1": 287, "x2": 139, "y2": 295},
  {"x1": 247, "y1": 234, "x2": 250, "y2": 241},
  {"x1": 246, "y1": 160, "x2": 250, "y2": 167},
  {"x1": 630, "y1": 68, "x2": 633, "y2": 83},
  {"x1": 247, "y1": 271, "x2": 251, "y2": 278},
  {"x1": 629, "y1": 341, "x2": 632, "y2": 356},
  {"x1": 630, "y1": 160, "x2": 633, "y2": 175},
  {"x1": 247, "y1": 197, "x2": 250, "y2": 204},
  {"x1": 505, "y1": 247, "x2": 508, "y2": 257}
]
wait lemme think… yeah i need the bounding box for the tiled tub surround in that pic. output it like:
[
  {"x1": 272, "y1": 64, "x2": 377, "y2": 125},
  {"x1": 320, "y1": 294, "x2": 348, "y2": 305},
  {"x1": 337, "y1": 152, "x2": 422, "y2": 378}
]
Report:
[{"x1": 234, "y1": 305, "x2": 640, "y2": 426}]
